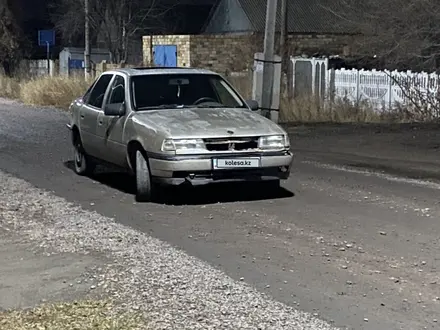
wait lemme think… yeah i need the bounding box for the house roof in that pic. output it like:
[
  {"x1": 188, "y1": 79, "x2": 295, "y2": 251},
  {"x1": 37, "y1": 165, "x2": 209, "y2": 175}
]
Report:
[{"x1": 234, "y1": 0, "x2": 350, "y2": 34}]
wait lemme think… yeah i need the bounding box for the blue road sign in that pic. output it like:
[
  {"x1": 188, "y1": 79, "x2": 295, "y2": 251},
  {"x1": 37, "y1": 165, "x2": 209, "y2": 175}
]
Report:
[
  {"x1": 38, "y1": 30, "x2": 55, "y2": 47},
  {"x1": 38, "y1": 30, "x2": 55, "y2": 75}
]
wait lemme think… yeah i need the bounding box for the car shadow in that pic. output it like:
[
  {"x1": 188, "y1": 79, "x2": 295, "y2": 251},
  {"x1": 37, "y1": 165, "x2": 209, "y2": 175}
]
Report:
[
  {"x1": 65, "y1": 161, "x2": 136, "y2": 194},
  {"x1": 64, "y1": 161, "x2": 294, "y2": 205}
]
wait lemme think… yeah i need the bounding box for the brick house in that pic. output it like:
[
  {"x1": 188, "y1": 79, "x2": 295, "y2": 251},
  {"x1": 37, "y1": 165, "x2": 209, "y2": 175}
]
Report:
[
  {"x1": 143, "y1": 0, "x2": 355, "y2": 73},
  {"x1": 95, "y1": 0, "x2": 216, "y2": 64}
]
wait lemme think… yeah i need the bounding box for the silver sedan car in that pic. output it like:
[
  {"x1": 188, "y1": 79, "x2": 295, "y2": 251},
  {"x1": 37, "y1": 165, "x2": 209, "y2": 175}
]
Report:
[{"x1": 67, "y1": 67, "x2": 293, "y2": 202}]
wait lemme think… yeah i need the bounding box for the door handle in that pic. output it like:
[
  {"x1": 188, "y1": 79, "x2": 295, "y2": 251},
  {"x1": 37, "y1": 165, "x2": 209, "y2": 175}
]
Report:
[
  {"x1": 98, "y1": 120, "x2": 103, "y2": 125},
  {"x1": 80, "y1": 115, "x2": 85, "y2": 119}
]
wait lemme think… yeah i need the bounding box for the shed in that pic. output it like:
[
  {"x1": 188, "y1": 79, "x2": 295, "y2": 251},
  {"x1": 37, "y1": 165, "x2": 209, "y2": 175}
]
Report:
[{"x1": 59, "y1": 47, "x2": 111, "y2": 75}]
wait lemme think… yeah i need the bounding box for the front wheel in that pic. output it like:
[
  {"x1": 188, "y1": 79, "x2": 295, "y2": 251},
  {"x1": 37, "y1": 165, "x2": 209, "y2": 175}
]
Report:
[
  {"x1": 135, "y1": 150, "x2": 156, "y2": 202},
  {"x1": 73, "y1": 138, "x2": 95, "y2": 176}
]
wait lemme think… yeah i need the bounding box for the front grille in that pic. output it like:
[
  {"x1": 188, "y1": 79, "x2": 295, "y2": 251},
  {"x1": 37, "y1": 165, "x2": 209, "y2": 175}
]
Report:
[{"x1": 204, "y1": 137, "x2": 259, "y2": 151}]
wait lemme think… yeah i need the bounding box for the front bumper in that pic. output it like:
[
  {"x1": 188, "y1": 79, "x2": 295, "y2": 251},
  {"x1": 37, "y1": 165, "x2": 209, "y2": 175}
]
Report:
[{"x1": 148, "y1": 151, "x2": 293, "y2": 186}]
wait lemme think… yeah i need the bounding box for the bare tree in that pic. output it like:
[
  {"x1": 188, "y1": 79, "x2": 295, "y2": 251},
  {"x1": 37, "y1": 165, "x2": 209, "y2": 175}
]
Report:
[
  {"x1": 323, "y1": 0, "x2": 440, "y2": 72},
  {"x1": 51, "y1": 0, "x2": 179, "y2": 63},
  {"x1": 0, "y1": 0, "x2": 24, "y2": 75},
  {"x1": 319, "y1": 0, "x2": 440, "y2": 120},
  {"x1": 50, "y1": 0, "x2": 89, "y2": 46}
]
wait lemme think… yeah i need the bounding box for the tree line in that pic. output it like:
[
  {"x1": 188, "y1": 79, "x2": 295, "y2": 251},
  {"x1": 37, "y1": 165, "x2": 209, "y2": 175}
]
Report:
[
  {"x1": 0, "y1": 0, "x2": 180, "y2": 75},
  {"x1": 1, "y1": 0, "x2": 440, "y2": 75},
  {"x1": 323, "y1": 0, "x2": 440, "y2": 72}
]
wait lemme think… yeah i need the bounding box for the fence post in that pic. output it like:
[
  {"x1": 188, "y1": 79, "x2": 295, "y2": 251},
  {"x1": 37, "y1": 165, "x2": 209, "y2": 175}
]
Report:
[
  {"x1": 388, "y1": 70, "x2": 392, "y2": 110},
  {"x1": 325, "y1": 67, "x2": 335, "y2": 115},
  {"x1": 356, "y1": 69, "x2": 360, "y2": 103},
  {"x1": 95, "y1": 61, "x2": 107, "y2": 77},
  {"x1": 290, "y1": 56, "x2": 296, "y2": 98},
  {"x1": 311, "y1": 57, "x2": 316, "y2": 95},
  {"x1": 287, "y1": 57, "x2": 293, "y2": 99}
]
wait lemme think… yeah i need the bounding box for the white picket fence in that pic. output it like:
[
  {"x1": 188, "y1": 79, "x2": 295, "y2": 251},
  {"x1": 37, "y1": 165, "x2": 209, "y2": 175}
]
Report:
[
  {"x1": 290, "y1": 56, "x2": 440, "y2": 112},
  {"x1": 330, "y1": 68, "x2": 440, "y2": 110},
  {"x1": 19, "y1": 59, "x2": 57, "y2": 77}
]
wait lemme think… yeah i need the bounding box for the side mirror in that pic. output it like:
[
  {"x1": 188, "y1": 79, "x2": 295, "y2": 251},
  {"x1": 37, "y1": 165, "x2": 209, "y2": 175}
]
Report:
[
  {"x1": 104, "y1": 102, "x2": 125, "y2": 116},
  {"x1": 246, "y1": 99, "x2": 259, "y2": 111}
]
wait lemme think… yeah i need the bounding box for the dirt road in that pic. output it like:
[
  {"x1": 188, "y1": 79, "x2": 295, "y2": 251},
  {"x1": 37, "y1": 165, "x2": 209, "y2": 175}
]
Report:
[{"x1": 1, "y1": 98, "x2": 439, "y2": 329}]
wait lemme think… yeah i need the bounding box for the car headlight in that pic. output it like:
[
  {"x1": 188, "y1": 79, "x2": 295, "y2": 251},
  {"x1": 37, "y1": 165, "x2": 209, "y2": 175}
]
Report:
[
  {"x1": 258, "y1": 135, "x2": 289, "y2": 150},
  {"x1": 161, "y1": 138, "x2": 206, "y2": 153}
]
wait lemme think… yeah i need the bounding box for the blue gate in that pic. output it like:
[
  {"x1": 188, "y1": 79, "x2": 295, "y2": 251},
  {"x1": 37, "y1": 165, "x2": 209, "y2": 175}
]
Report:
[
  {"x1": 68, "y1": 59, "x2": 84, "y2": 69},
  {"x1": 153, "y1": 45, "x2": 177, "y2": 67}
]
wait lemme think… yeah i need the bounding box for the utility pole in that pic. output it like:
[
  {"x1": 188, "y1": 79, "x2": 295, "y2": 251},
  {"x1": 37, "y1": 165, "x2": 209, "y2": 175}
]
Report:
[
  {"x1": 280, "y1": 0, "x2": 288, "y2": 73},
  {"x1": 84, "y1": 0, "x2": 91, "y2": 80},
  {"x1": 260, "y1": 0, "x2": 278, "y2": 119},
  {"x1": 280, "y1": 0, "x2": 292, "y2": 99}
]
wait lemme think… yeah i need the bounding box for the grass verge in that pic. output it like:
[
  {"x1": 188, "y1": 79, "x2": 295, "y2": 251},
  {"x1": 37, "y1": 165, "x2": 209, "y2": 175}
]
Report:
[
  {"x1": 0, "y1": 300, "x2": 146, "y2": 330},
  {"x1": 0, "y1": 72, "x2": 430, "y2": 123},
  {"x1": 0, "y1": 74, "x2": 90, "y2": 110},
  {"x1": 228, "y1": 75, "x2": 419, "y2": 124},
  {"x1": 20, "y1": 76, "x2": 90, "y2": 109},
  {"x1": 278, "y1": 94, "x2": 399, "y2": 123},
  {"x1": 0, "y1": 75, "x2": 21, "y2": 99}
]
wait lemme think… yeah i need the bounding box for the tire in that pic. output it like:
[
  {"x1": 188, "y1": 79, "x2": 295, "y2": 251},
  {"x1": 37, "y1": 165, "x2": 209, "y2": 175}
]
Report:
[
  {"x1": 73, "y1": 137, "x2": 95, "y2": 176},
  {"x1": 135, "y1": 150, "x2": 155, "y2": 202}
]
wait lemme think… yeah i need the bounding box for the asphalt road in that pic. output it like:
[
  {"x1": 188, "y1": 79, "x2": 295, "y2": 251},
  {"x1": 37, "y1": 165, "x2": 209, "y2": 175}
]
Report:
[{"x1": 1, "y1": 98, "x2": 440, "y2": 330}]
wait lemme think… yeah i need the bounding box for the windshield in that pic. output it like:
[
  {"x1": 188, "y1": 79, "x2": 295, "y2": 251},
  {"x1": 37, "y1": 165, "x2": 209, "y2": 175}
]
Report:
[{"x1": 131, "y1": 73, "x2": 246, "y2": 110}]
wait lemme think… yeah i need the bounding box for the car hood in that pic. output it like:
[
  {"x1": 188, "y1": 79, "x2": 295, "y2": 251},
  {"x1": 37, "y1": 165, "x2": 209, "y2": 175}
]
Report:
[{"x1": 131, "y1": 107, "x2": 285, "y2": 138}]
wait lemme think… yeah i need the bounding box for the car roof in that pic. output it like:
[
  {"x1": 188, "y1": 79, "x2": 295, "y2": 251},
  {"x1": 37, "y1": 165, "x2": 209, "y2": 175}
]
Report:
[{"x1": 106, "y1": 67, "x2": 219, "y2": 77}]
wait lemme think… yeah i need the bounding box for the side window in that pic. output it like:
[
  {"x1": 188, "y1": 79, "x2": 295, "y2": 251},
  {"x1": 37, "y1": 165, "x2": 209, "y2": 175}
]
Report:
[
  {"x1": 82, "y1": 78, "x2": 97, "y2": 103},
  {"x1": 87, "y1": 74, "x2": 113, "y2": 108},
  {"x1": 210, "y1": 78, "x2": 242, "y2": 107},
  {"x1": 108, "y1": 75, "x2": 125, "y2": 104}
]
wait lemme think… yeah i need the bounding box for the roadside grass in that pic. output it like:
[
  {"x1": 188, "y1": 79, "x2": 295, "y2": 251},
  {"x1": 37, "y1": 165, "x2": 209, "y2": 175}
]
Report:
[
  {"x1": 0, "y1": 74, "x2": 90, "y2": 110},
  {"x1": 0, "y1": 72, "x2": 421, "y2": 123},
  {"x1": 227, "y1": 75, "x2": 412, "y2": 124},
  {"x1": 278, "y1": 94, "x2": 408, "y2": 124},
  {"x1": 20, "y1": 75, "x2": 90, "y2": 109},
  {"x1": 0, "y1": 75, "x2": 21, "y2": 99},
  {"x1": 0, "y1": 299, "x2": 147, "y2": 330}
]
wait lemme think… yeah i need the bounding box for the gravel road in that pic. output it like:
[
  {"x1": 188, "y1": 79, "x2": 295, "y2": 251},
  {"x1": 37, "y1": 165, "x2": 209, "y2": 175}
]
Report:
[
  {"x1": 0, "y1": 170, "x2": 335, "y2": 330},
  {"x1": 1, "y1": 98, "x2": 440, "y2": 329}
]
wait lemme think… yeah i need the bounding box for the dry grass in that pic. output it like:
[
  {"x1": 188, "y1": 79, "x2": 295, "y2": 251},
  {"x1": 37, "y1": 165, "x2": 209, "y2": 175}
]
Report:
[
  {"x1": 228, "y1": 74, "x2": 413, "y2": 123},
  {"x1": 20, "y1": 76, "x2": 90, "y2": 109},
  {"x1": 0, "y1": 299, "x2": 146, "y2": 330},
  {"x1": 0, "y1": 75, "x2": 21, "y2": 99},
  {"x1": 0, "y1": 71, "x2": 423, "y2": 123},
  {"x1": 279, "y1": 94, "x2": 390, "y2": 123},
  {"x1": 0, "y1": 74, "x2": 90, "y2": 109}
]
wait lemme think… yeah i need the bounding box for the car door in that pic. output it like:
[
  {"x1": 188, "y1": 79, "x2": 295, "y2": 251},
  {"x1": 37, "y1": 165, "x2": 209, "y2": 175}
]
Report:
[
  {"x1": 95, "y1": 74, "x2": 128, "y2": 166},
  {"x1": 79, "y1": 73, "x2": 114, "y2": 158}
]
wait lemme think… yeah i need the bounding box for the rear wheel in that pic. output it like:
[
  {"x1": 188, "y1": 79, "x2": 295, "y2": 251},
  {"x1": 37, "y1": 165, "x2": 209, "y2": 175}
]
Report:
[
  {"x1": 135, "y1": 150, "x2": 156, "y2": 202},
  {"x1": 73, "y1": 134, "x2": 95, "y2": 176}
]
